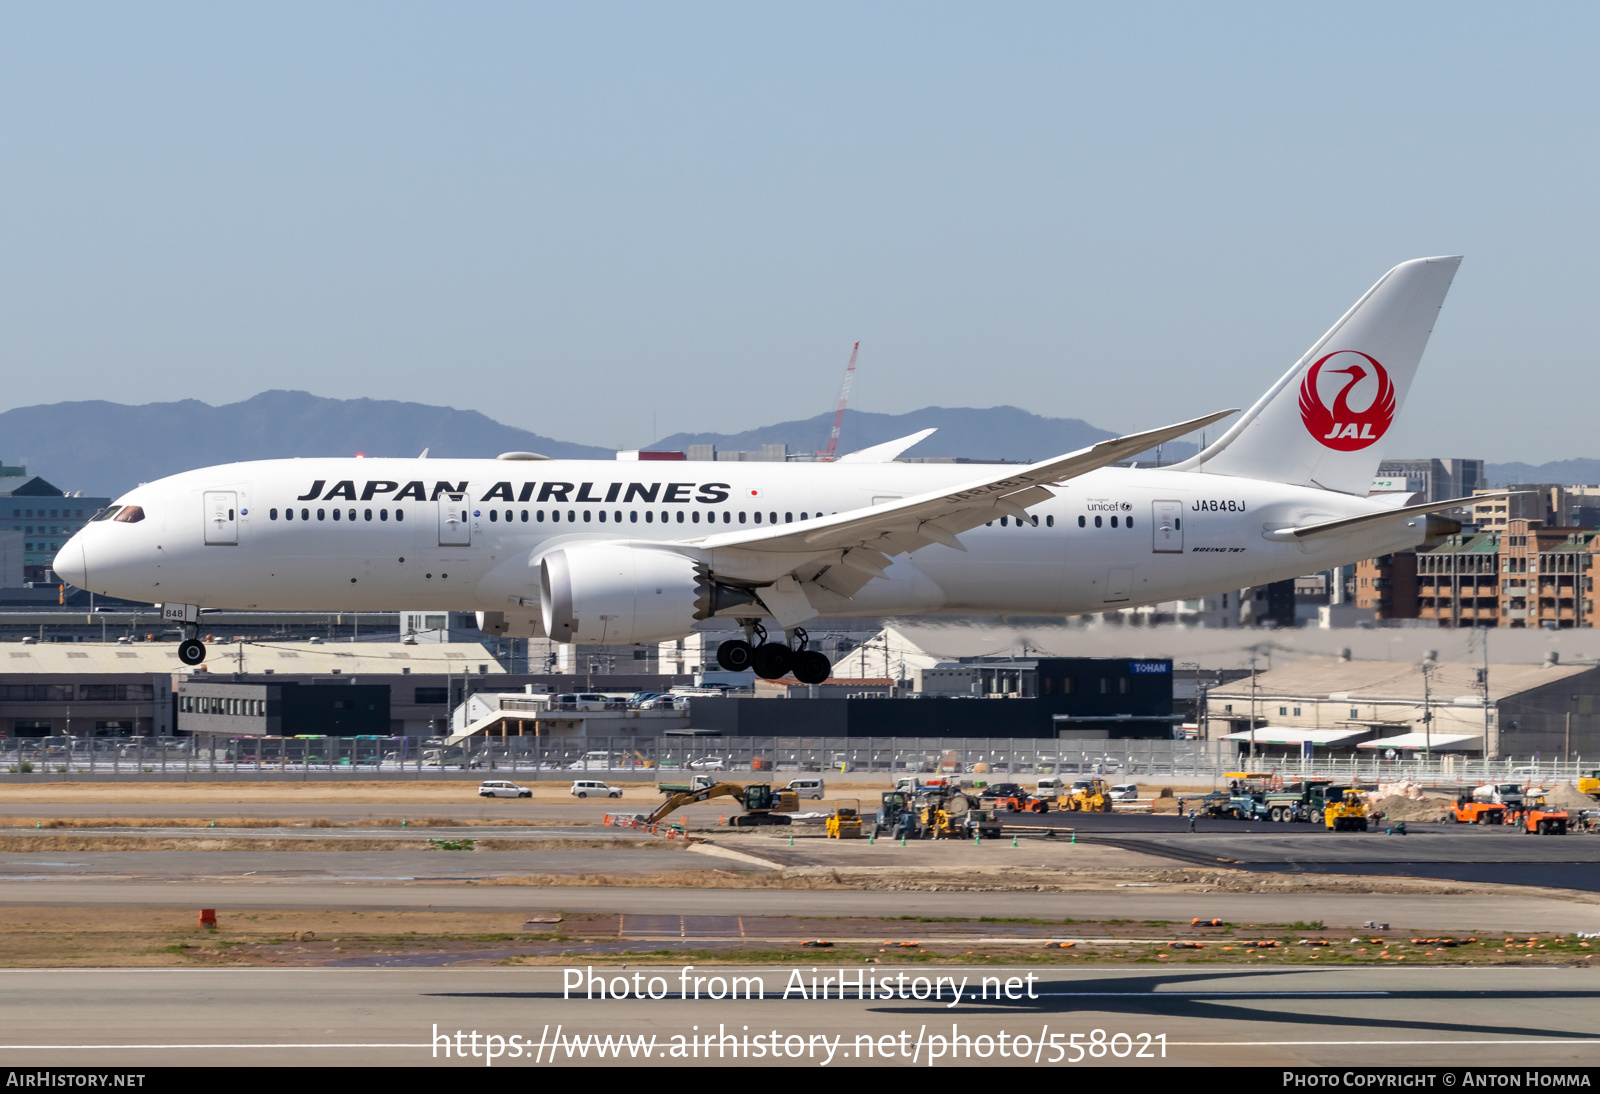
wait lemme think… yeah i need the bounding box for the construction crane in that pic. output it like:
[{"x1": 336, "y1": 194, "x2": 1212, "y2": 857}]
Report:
[{"x1": 819, "y1": 341, "x2": 859, "y2": 461}]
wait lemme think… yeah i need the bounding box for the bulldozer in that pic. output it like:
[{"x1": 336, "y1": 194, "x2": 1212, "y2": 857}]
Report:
[
  {"x1": 826, "y1": 799, "x2": 863, "y2": 839},
  {"x1": 1323, "y1": 789, "x2": 1369, "y2": 832},
  {"x1": 1062, "y1": 777, "x2": 1114, "y2": 813},
  {"x1": 643, "y1": 781, "x2": 799, "y2": 828}
]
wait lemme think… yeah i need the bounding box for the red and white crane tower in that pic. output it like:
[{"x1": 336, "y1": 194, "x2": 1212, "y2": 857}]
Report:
[{"x1": 819, "y1": 341, "x2": 859, "y2": 461}]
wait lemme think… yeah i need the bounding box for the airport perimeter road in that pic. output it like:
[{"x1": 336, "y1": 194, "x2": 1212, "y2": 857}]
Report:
[
  {"x1": 1, "y1": 966, "x2": 1597, "y2": 1068},
  {"x1": 2, "y1": 881, "x2": 1597, "y2": 933}
]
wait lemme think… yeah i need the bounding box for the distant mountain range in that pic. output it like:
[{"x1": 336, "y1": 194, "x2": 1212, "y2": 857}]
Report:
[
  {"x1": 0, "y1": 391, "x2": 613, "y2": 499},
  {"x1": 0, "y1": 388, "x2": 1578, "y2": 500},
  {"x1": 1485, "y1": 460, "x2": 1600, "y2": 487},
  {"x1": 655, "y1": 405, "x2": 1200, "y2": 465}
]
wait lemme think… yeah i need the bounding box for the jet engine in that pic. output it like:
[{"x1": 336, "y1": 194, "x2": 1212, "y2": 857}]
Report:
[{"x1": 539, "y1": 546, "x2": 757, "y2": 645}]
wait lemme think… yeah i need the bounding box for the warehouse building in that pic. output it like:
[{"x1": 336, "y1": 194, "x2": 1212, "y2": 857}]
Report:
[{"x1": 1204, "y1": 656, "x2": 1600, "y2": 759}]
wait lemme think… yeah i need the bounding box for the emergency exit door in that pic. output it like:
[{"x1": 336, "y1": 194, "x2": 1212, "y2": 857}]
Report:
[
  {"x1": 1152, "y1": 499, "x2": 1183, "y2": 553},
  {"x1": 203, "y1": 491, "x2": 238, "y2": 545},
  {"x1": 438, "y1": 496, "x2": 472, "y2": 546}
]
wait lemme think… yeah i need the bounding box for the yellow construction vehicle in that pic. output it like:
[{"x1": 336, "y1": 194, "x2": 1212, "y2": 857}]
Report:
[
  {"x1": 1579, "y1": 770, "x2": 1600, "y2": 800},
  {"x1": 1324, "y1": 789, "x2": 1370, "y2": 832},
  {"x1": 826, "y1": 799, "x2": 863, "y2": 839},
  {"x1": 1062, "y1": 777, "x2": 1114, "y2": 812},
  {"x1": 643, "y1": 781, "x2": 799, "y2": 828}
]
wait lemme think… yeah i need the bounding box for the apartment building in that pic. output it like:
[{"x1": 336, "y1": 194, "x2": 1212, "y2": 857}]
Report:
[
  {"x1": 1355, "y1": 552, "x2": 1419, "y2": 620},
  {"x1": 1499, "y1": 519, "x2": 1597, "y2": 629},
  {"x1": 1417, "y1": 532, "x2": 1501, "y2": 627}
]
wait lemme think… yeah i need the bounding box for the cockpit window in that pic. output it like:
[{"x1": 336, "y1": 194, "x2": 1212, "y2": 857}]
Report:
[
  {"x1": 91, "y1": 506, "x2": 122, "y2": 522},
  {"x1": 113, "y1": 506, "x2": 145, "y2": 524}
]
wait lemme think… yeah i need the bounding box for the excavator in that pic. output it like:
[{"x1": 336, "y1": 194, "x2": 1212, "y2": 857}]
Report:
[{"x1": 643, "y1": 781, "x2": 799, "y2": 828}]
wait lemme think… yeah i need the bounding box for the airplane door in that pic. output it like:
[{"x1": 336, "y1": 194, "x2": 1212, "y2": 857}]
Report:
[
  {"x1": 438, "y1": 496, "x2": 472, "y2": 546},
  {"x1": 203, "y1": 491, "x2": 238, "y2": 545},
  {"x1": 1103, "y1": 567, "x2": 1133, "y2": 602},
  {"x1": 1152, "y1": 500, "x2": 1183, "y2": 553}
]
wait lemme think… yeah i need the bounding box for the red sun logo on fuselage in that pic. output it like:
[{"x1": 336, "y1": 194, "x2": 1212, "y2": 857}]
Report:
[{"x1": 1298, "y1": 350, "x2": 1394, "y2": 451}]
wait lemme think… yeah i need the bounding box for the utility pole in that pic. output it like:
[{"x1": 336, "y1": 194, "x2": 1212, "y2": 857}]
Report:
[
  {"x1": 1421, "y1": 659, "x2": 1433, "y2": 756},
  {"x1": 1249, "y1": 648, "x2": 1259, "y2": 767}
]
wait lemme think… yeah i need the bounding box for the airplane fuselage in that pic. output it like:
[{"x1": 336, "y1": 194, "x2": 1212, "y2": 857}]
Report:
[{"x1": 59, "y1": 456, "x2": 1426, "y2": 622}]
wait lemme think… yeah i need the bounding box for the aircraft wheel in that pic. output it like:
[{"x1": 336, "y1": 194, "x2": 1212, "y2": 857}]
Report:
[
  {"x1": 178, "y1": 640, "x2": 206, "y2": 666},
  {"x1": 716, "y1": 640, "x2": 755, "y2": 673},
  {"x1": 750, "y1": 643, "x2": 793, "y2": 679},
  {"x1": 792, "y1": 650, "x2": 831, "y2": 685}
]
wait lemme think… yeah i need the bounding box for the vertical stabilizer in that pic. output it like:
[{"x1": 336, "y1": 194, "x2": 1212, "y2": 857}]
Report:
[{"x1": 1176, "y1": 256, "x2": 1461, "y2": 494}]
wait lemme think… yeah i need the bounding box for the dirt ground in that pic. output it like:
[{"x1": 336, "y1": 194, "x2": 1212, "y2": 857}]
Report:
[{"x1": 0, "y1": 904, "x2": 1589, "y2": 969}]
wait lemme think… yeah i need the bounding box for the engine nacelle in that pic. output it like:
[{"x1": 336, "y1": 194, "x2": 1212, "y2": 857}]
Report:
[{"x1": 540, "y1": 546, "x2": 754, "y2": 645}]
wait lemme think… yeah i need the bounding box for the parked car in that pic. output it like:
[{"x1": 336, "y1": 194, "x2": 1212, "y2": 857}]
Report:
[
  {"x1": 785, "y1": 777, "x2": 826, "y2": 799},
  {"x1": 1109, "y1": 783, "x2": 1139, "y2": 802},
  {"x1": 686, "y1": 756, "x2": 727, "y2": 771},
  {"x1": 478, "y1": 780, "x2": 532, "y2": 799},
  {"x1": 570, "y1": 780, "x2": 622, "y2": 799},
  {"x1": 552, "y1": 693, "x2": 616, "y2": 711},
  {"x1": 565, "y1": 750, "x2": 615, "y2": 770}
]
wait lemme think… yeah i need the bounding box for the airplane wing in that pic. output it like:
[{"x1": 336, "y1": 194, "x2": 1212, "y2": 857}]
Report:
[
  {"x1": 1262, "y1": 490, "x2": 1526, "y2": 541},
  {"x1": 686, "y1": 409, "x2": 1237, "y2": 568},
  {"x1": 835, "y1": 428, "x2": 937, "y2": 463}
]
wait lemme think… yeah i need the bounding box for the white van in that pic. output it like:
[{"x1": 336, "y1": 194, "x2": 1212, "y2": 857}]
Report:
[
  {"x1": 1110, "y1": 783, "x2": 1139, "y2": 802},
  {"x1": 478, "y1": 780, "x2": 531, "y2": 799},
  {"x1": 786, "y1": 777, "x2": 826, "y2": 799},
  {"x1": 565, "y1": 750, "x2": 614, "y2": 770},
  {"x1": 570, "y1": 780, "x2": 622, "y2": 799},
  {"x1": 1035, "y1": 776, "x2": 1067, "y2": 798}
]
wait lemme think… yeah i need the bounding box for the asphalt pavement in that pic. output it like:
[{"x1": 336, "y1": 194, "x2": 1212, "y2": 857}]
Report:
[{"x1": 2, "y1": 965, "x2": 1597, "y2": 1067}]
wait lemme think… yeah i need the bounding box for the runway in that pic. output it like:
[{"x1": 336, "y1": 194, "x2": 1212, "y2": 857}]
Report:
[{"x1": 2, "y1": 966, "x2": 1596, "y2": 1067}]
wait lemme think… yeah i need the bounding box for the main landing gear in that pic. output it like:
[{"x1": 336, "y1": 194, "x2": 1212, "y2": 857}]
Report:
[
  {"x1": 716, "y1": 623, "x2": 831, "y2": 685},
  {"x1": 177, "y1": 624, "x2": 206, "y2": 667}
]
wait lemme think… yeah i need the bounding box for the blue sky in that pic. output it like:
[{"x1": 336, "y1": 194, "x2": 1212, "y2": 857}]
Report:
[{"x1": 1, "y1": 3, "x2": 1596, "y2": 461}]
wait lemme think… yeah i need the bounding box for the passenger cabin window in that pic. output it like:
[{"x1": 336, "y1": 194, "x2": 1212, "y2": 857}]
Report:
[
  {"x1": 113, "y1": 506, "x2": 145, "y2": 524},
  {"x1": 270, "y1": 508, "x2": 278, "y2": 520}
]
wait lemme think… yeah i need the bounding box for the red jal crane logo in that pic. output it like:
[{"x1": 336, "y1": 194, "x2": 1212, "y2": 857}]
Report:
[{"x1": 1298, "y1": 350, "x2": 1394, "y2": 451}]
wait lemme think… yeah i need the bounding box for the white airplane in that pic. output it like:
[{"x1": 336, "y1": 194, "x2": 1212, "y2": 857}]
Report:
[{"x1": 57, "y1": 255, "x2": 1502, "y2": 681}]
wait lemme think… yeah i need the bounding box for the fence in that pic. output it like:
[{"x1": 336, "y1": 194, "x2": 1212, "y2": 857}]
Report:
[{"x1": 0, "y1": 734, "x2": 1589, "y2": 786}]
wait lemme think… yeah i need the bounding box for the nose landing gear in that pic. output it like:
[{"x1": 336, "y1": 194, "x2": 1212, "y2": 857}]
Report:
[{"x1": 177, "y1": 625, "x2": 206, "y2": 666}]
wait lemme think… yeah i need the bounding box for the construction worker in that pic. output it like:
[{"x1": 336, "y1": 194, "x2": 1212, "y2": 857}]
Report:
[{"x1": 1188, "y1": 809, "x2": 1197, "y2": 832}]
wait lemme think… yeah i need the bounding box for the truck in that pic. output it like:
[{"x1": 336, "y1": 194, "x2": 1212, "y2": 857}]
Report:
[{"x1": 1262, "y1": 781, "x2": 1353, "y2": 824}]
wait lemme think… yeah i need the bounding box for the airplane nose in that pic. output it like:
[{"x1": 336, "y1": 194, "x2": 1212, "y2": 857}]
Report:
[{"x1": 55, "y1": 536, "x2": 87, "y2": 588}]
